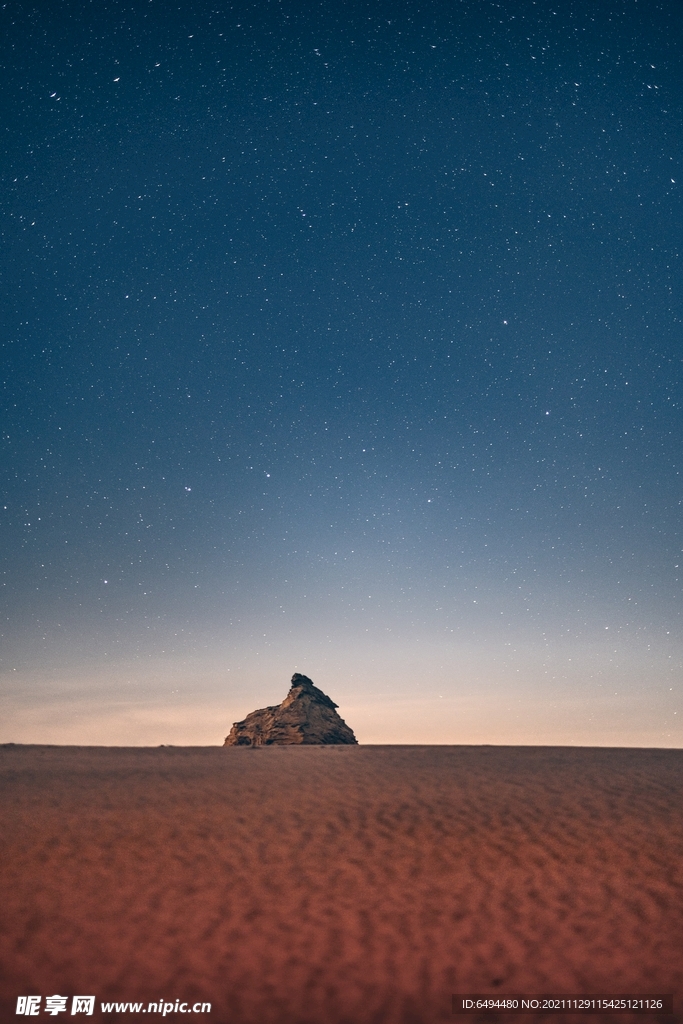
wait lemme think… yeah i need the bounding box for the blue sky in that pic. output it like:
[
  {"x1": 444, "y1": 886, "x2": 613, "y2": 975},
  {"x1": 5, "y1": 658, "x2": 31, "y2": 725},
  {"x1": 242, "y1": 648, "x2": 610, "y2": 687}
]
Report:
[{"x1": 2, "y1": 0, "x2": 681, "y2": 745}]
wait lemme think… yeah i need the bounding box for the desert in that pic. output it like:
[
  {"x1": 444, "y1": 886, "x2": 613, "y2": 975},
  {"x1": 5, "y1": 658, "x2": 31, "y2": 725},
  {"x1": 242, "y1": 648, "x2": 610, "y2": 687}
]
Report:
[{"x1": 1, "y1": 743, "x2": 681, "y2": 1023}]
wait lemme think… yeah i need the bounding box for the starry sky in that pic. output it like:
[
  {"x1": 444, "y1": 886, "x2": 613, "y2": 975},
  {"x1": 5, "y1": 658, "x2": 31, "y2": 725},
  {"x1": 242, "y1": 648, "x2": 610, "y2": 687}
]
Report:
[{"x1": 2, "y1": 0, "x2": 681, "y2": 746}]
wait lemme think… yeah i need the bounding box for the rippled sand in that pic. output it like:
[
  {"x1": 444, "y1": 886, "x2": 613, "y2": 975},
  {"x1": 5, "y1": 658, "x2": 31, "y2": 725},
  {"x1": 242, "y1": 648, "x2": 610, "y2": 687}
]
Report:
[{"x1": 1, "y1": 745, "x2": 681, "y2": 1023}]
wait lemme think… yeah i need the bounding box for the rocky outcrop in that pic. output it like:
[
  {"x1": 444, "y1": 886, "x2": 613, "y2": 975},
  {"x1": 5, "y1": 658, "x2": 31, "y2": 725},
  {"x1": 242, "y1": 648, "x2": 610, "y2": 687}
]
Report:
[{"x1": 224, "y1": 673, "x2": 358, "y2": 746}]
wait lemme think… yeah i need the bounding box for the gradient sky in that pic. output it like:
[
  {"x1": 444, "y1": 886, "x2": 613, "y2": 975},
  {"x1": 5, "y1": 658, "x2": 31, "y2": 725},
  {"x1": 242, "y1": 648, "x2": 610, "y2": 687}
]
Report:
[{"x1": 2, "y1": 0, "x2": 681, "y2": 746}]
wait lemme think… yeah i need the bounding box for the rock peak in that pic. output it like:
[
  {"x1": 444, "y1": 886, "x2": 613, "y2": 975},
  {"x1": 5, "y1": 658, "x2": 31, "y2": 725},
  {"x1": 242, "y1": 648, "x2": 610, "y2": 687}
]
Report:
[
  {"x1": 224, "y1": 673, "x2": 357, "y2": 747},
  {"x1": 286, "y1": 673, "x2": 338, "y2": 709}
]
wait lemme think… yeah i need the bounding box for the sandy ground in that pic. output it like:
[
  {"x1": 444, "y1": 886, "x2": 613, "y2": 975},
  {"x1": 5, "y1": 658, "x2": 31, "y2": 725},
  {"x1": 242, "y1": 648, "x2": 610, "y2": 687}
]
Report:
[{"x1": 0, "y1": 745, "x2": 681, "y2": 1024}]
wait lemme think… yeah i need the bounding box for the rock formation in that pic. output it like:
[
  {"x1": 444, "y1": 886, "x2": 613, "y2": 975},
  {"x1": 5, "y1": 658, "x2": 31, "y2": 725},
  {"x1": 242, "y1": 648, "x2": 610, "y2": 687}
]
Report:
[{"x1": 224, "y1": 673, "x2": 358, "y2": 746}]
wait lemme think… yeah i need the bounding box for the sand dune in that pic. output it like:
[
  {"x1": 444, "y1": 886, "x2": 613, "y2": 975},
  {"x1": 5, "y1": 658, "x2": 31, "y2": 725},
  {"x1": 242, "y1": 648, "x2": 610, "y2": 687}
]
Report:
[{"x1": 1, "y1": 745, "x2": 681, "y2": 1023}]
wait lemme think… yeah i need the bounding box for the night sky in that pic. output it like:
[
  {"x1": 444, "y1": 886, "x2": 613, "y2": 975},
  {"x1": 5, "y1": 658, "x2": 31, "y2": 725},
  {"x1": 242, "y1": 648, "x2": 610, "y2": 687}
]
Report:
[{"x1": 2, "y1": 0, "x2": 681, "y2": 746}]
